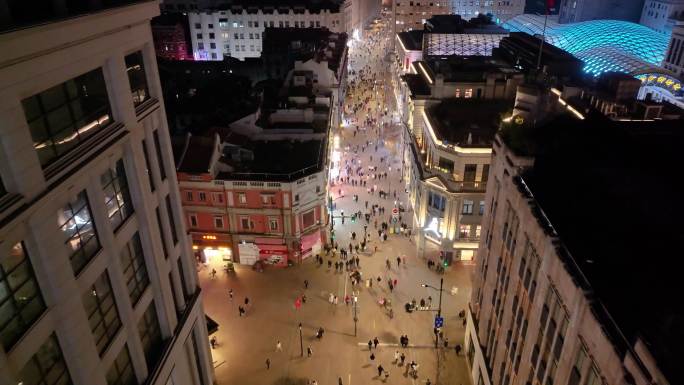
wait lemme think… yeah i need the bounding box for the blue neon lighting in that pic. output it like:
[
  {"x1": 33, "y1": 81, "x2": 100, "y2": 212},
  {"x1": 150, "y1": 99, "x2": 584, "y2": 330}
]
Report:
[{"x1": 503, "y1": 15, "x2": 671, "y2": 76}]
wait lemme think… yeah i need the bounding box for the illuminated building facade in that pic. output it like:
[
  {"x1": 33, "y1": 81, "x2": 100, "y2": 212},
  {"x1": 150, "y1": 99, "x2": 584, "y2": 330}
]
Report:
[
  {"x1": 467, "y1": 85, "x2": 683, "y2": 385},
  {"x1": 503, "y1": 14, "x2": 670, "y2": 76},
  {"x1": 391, "y1": 0, "x2": 524, "y2": 32},
  {"x1": 0, "y1": 2, "x2": 214, "y2": 385},
  {"x1": 557, "y1": 0, "x2": 644, "y2": 23}
]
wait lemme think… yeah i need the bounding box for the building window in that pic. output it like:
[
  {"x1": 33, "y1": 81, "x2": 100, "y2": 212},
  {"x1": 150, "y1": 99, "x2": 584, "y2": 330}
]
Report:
[
  {"x1": 462, "y1": 199, "x2": 474, "y2": 214},
  {"x1": 186, "y1": 191, "x2": 193, "y2": 201},
  {"x1": 106, "y1": 344, "x2": 136, "y2": 385},
  {"x1": 198, "y1": 42, "x2": 204, "y2": 50},
  {"x1": 124, "y1": 51, "x2": 150, "y2": 107},
  {"x1": 214, "y1": 216, "x2": 224, "y2": 229},
  {"x1": 476, "y1": 225, "x2": 482, "y2": 238},
  {"x1": 479, "y1": 200, "x2": 485, "y2": 215},
  {"x1": 59, "y1": 191, "x2": 100, "y2": 275},
  {"x1": 142, "y1": 139, "x2": 155, "y2": 191},
  {"x1": 240, "y1": 216, "x2": 252, "y2": 230},
  {"x1": 238, "y1": 192, "x2": 247, "y2": 204},
  {"x1": 302, "y1": 210, "x2": 315, "y2": 228},
  {"x1": 208, "y1": 23, "x2": 213, "y2": 28},
  {"x1": 210, "y1": 43, "x2": 216, "y2": 49},
  {"x1": 255, "y1": 21, "x2": 259, "y2": 27},
  {"x1": 0, "y1": 176, "x2": 6, "y2": 198},
  {"x1": 153, "y1": 130, "x2": 167, "y2": 181},
  {"x1": 459, "y1": 224, "x2": 471, "y2": 238},
  {"x1": 465, "y1": 88, "x2": 473, "y2": 98},
  {"x1": 199, "y1": 192, "x2": 207, "y2": 201},
  {"x1": 138, "y1": 301, "x2": 164, "y2": 370},
  {"x1": 455, "y1": 88, "x2": 461, "y2": 98},
  {"x1": 18, "y1": 334, "x2": 72, "y2": 385},
  {"x1": 209, "y1": 32, "x2": 215, "y2": 39},
  {"x1": 269, "y1": 218, "x2": 278, "y2": 231},
  {"x1": 155, "y1": 207, "x2": 168, "y2": 259},
  {"x1": 196, "y1": 33, "x2": 202, "y2": 39},
  {"x1": 83, "y1": 270, "x2": 121, "y2": 356},
  {"x1": 23, "y1": 68, "x2": 112, "y2": 168},
  {"x1": 101, "y1": 159, "x2": 133, "y2": 231},
  {"x1": 166, "y1": 196, "x2": 179, "y2": 245},
  {"x1": 428, "y1": 191, "x2": 446, "y2": 212},
  {"x1": 0, "y1": 242, "x2": 46, "y2": 350},
  {"x1": 464, "y1": 164, "x2": 477, "y2": 182},
  {"x1": 120, "y1": 232, "x2": 149, "y2": 306},
  {"x1": 213, "y1": 193, "x2": 224, "y2": 203},
  {"x1": 261, "y1": 193, "x2": 275, "y2": 206},
  {"x1": 189, "y1": 214, "x2": 198, "y2": 228},
  {"x1": 194, "y1": 23, "x2": 201, "y2": 28}
]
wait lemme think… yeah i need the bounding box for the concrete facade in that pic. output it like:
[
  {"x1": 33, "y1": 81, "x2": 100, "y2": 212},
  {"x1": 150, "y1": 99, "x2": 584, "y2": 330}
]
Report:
[
  {"x1": 640, "y1": 0, "x2": 684, "y2": 34},
  {"x1": 558, "y1": 0, "x2": 645, "y2": 23},
  {"x1": 0, "y1": 2, "x2": 214, "y2": 385}
]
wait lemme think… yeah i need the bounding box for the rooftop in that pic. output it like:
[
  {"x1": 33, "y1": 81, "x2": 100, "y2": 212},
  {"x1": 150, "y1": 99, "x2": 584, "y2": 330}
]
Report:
[
  {"x1": 401, "y1": 74, "x2": 431, "y2": 97},
  {"x1": 174, "y1": 135, "x2": 218, "y2": 174},
  {"x1": 397, "y1": 30, "x2": 424, "y2": 51},
  {"x1": 262, "y1": 27, "x2": 347, "y2": 74},
  {"x1": 425, "y1": 14, "x2": 507, "y2": 34},
  {"x1": 427, "y1": 98, "x2": 512, "y2": 147},
  {"x1": 207, "y1": 0, "x2": 342, "y2": 13},
  {"x1": 217, "y1": 139, "x2": 326, "y2": 181},
  {"x1": 422, "y1": 56, "x2": 520, "y2": 82},
  {"x1": 503, "y1": 112, "x2": 684, "y2": 385}
]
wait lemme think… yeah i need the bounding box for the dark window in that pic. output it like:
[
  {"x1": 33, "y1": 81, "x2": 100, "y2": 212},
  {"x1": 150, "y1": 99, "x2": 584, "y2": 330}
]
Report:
[
  {"x1": 0, "y1": 176, "x2": 7, "y2": 197},
  {"x1": 0, "y1": 242, "x2": 46, "y2": 350},
  {"x1": 166, "y1": 196, "x2": 179, "y2": 245},
  {"x1": 138, "y1": 301, "x2": 164, "y2": 370},
  {"x1": 428, "y1": 191, "x2": 446, "y2": 212},
  {"x1": 142, "y1": 139, "x2": 155, "y2": 191},
  {"x1": 168, "y1": 272, "x2": 184, "y2": 315},
  {"x1": 23, "y1": 68, "x2": 112, "y2": 168},
  {"x1": 191, "y1": 331, "x2": 207, "y2": 385},
  {"x1": 120, "y1": 233, "x2": 149, "y2": 306},
  {"x1": 83, "y1": 271, "x2": 121, "y2": 356},
  {"x1": 464, "y1": 164, "x2": 477, "y2": 182},
  {"x1": 438, "y1": 157, "x2": 454, "y2": 173},
  {"x1": 101, "y1": 159, "x2": 133, "y2": 231},
  {"x1": 153, "y1": 130, "x2": 167, "y2": 180},
  {"x1": 124, "y1": 51, "x2": 150, "y2": 107},
  {"x1": 482, "y1": 164, "x2": 490, "y2": 182},
  {"x1": 155, "y1": 207, "x2": 169, "y2": 259},
  {"x1": 18, "y1": 334, "x2": 72, "y2": 385},
  {"x1": 177, "y1": 259, "x2": 190, "y2": 300},
  {"x1": 106, "y1": 344, "x2": 136, "y2": 385},
  {"x1": 59, "y1": 191, "x2": 100, "y2": 275}
]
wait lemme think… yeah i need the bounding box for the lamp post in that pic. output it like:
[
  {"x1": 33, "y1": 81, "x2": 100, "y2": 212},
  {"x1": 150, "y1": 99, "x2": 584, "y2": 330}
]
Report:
[
  {"x1": 299, "y1": 323, "x2": 303, "y2": 357},
  {"x1": 421, "y1": 278, "x2": 444, "y2": 349},
  {"x1": 353, "y1": 297, "x2": 358, "y2": 337}
]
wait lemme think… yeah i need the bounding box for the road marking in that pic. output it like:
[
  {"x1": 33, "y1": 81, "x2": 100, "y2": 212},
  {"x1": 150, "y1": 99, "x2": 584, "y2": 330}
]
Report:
[{"x1": 348, "y1": 373, "x2": 351, "y2": 385}]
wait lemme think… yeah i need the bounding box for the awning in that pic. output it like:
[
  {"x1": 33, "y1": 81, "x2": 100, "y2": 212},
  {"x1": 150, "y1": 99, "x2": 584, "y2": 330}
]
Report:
[{"x1": 206, "y1": 315, "x2": 219, "y2": 335}]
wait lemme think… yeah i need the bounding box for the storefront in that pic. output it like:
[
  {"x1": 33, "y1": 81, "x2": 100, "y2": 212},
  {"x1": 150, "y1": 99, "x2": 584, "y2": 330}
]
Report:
[
  {"x1": 300, "y1": 231, "x2": 322, "y2": 260},
  {"x1": 191, "y1": 233, "x2": 233, "y2": 266}
]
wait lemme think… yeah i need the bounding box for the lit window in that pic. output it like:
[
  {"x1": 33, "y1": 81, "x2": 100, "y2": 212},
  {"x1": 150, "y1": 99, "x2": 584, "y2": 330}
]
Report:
[
  {"x1": 462, "y1": 199, "x2": 474, "y2": 214},
  {"x1": 83, "y1": 270, "x2": 121, "y2": 356},
  {"x1": 101, "y1": 159, "x2": 133, "y2": 231},
  {"x1": 59, "y1": 191, "x2": 100, "y2": 274},
  {"x1": 269, "y1": 218, "x2": 278, "y2": 231},
  {"x1": 476, "y1": 225, "x2": 482, "y2": 238},
  {"x1": 0, "y1": 242, "x2": 46, "y2": 350},
  {"x1": 120, "y1": 232, "x2": 149, "y2": 306},
  {"x1": 455, "y1": 88, "x2": 461, "y2": 98},
  {"x1": 23, "y1": 68, "x2": 112, "y2": 168},
  {"x1": 238, "y1": 192, "x2": 247, "y2": 204},
  {"x1": 459, "y1": 224, "x2": 471, "y2": 238},
  {"x1": 465, "y1": 88, "x2": 473, "y2": 98},
  {"x1": 125, "y1": 51, "x2": 150, "y2": 107}
]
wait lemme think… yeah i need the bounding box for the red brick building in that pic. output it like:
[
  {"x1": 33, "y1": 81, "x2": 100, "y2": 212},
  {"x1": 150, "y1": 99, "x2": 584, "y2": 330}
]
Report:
[{"x1": 152, "y1": 14, "x2": 193, "y2": 61}]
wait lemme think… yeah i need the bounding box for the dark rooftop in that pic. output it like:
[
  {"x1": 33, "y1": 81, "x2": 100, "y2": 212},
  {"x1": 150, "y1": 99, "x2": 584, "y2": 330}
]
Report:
[
  {"x1": 401, "y1": 74, "x2": 431, "y2": 97},
  {"x1": 425, "y1": 14, "x2": 506, "y2": 34},
  {"x1": 427, "y1": 98, "x2": 512, "y2": 147},
  {"x1": 214, "y1": 0, "x2": 341, "y2": 13},
  {"x1": 423, "y1": 56, "x2": 519, "y2": 82},
  {"x1": 506, "y1": 112, "x2": 684, "y2": 385},
  {"x1": 218, "y1": 139, "x2": 326, "y2": 181},
  {"x1": 397, "y1": 30, "x2": 424, "y2": 51},
  {"x1": 173, "y1": 134, "x2": 218, "y2": 174}
]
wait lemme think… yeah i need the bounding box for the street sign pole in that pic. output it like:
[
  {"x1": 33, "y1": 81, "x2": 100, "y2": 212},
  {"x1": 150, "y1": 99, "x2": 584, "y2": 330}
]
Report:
[{"x1": 353, "y1": 299, "x2": 358, "y2": 337}]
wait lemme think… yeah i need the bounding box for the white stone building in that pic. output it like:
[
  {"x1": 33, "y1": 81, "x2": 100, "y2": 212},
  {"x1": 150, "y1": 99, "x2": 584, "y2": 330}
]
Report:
[
  {"x1": 188, "y1": 2, "x2": 345, "y2": 61},
  {"x1": 391, "y1": 0, "x2": 525, "y2": 32},
  {"x1": 0, "y1": 2, "x2": 214, "y2": 385},
  {"x1": 640, "y1": 0, "x2": 684, "y2": 34}
]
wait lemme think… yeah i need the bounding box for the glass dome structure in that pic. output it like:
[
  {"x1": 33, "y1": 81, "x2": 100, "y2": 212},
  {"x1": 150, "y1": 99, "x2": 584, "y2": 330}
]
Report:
[{"x1": 503, "y1": 15, "x2": 671, "y2": 76}]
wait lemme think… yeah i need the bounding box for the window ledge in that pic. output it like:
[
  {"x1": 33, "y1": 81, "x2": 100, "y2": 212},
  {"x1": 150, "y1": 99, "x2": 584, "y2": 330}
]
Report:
[
  {"x1": 135, "y1": 97, "x2": 160, "y2": 120},
  {"x1": 0, "y1": 193, "x2": 23, "y2": 220}
]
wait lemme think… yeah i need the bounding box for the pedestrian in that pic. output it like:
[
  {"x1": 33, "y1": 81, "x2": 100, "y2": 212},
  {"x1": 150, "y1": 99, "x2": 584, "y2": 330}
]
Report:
[
  {"x1": 228, "y1": 289, "x2": 233, "y2": 300},
  {"x1": 444, "y1": 337, "x2": 449, "y2": 348},
  {"x1": 394, "y1": 350, "x2": 400, "y2": 363},
  {"x1": 377, "y1": 365, "x2": 384, "y2": 377},
  {"x1": 329, "y1": 293, "x2": 334, "y2": 304},
  {"x1": 304, "y1": 279, "x2": 309, "y2": 289},
  {"x1": 393, "y1": 279, "x2": 397, "y2": 287},
  {"x1": 210, "y1": 337, "x2": 217, "y2": 349},
  {"x1": 455, "y1": 344, "x2": 462, "y2": 355},
  {"x1": 238, "y1": 306, "x2": 245, "y2": 317},
  {"x1": 244, "y1": 297, "x2": 250, "y2": 306},
  {"x1": 368, "y1": 340, "x2": 373, "y2": 351},
  {"x1": 370, "y1": 352, "x2": 376, "y2": 362},
  {"x1": 373, "y1": 337, "x2": 379, "y2": 349},
  {"x1": 427, "y1": 296, "x2": 432, "y2": 307},
  {"x1": 396, "y1": 256, "x2": 401, "y2": 267},
  {"x1": 339, "y1": 377, "x2": 343, "y2": 385},
  {"x1": 307, "y1": 346, "x2": 313, "y2": 357},
  {"x1": 210, "y1": 268, "x2": 216, "y2": 279},
  {"x1": 400, "y1": 352, "x2": 406, "y2": 365},
  {"x1": 276, "y1": 341, "x2": 283, "y2": 352},
  {"x1": 266, "y1": 358, "x2": 270, "y2": 369}
]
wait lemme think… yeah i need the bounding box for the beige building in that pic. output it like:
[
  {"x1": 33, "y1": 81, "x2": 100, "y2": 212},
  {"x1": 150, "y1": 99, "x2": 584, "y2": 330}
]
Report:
[
  {"x1": 466, "y1": 87, "x2": 682, "y2": 385},
  {"x1": 0, "y1": 2, "x2": 214, "y2": 385}
]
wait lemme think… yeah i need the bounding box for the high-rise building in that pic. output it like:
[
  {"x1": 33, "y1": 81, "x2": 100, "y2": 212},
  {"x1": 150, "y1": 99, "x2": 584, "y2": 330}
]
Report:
[
  {"x1": 466, "y1": 85, "x2": 683, "y2": 385},
  {"x1": 0, "y1": 2, "x2": 215, "y2": 385},
  {"x1": 639, "y1": 0, "x2": 684, "y2": 34},
  {"x1": 557, "y1": 0, "x2": 645, "y2": 23}
]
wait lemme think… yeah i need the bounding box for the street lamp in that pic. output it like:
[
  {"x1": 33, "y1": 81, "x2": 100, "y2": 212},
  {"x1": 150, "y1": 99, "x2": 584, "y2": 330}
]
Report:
[
  {"x1": 353, "y1": 297, "x2": 358, "y2": 337},
  {"x1": 421, "y1": 278, "x2": 444, "y2": 349}
]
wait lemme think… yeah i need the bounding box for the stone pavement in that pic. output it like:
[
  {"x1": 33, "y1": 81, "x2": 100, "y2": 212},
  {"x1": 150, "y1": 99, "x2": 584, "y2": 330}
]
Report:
[{"x1": 197, "y1": 14, "x2": 474, "y2": 385}]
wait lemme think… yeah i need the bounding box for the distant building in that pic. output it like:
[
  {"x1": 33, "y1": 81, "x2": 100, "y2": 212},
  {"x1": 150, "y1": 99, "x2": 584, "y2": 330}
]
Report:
[
  {"x1": 0, "y1": 1, "x2": 214, "y2": 385},
  {"x1": 391, "y1": 0, "x2": 524, "y2": 33},
  {"x1": 640, "y1": 0, "x2": 684, "y2": 34},
  {"x1": 467, "y1": 83, "x2": 683, "y2": 385},
  {"x1": 188, "y1": 0, "x2": 344, "y2": 61},
  {"x1": 557, "y1": 0, "x2": 645, "y2": 23},
  {"x1": 663, "y1": 19, "x2": 684, "y2": 76},
  {"x1": 152, "y1": 14, "x2": 193, "y2": 61}
]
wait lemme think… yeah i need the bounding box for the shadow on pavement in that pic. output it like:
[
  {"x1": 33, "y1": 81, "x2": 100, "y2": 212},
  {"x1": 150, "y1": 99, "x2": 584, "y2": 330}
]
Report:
[{"x1": 272, "y1": 377, "x2": 310, "y2": 385}]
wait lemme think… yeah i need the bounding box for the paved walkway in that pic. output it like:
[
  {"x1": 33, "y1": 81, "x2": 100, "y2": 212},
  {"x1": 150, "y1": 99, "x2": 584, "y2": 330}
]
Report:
[{"x1": 199, "y1": 15, "x2": 474, "y2": 385}]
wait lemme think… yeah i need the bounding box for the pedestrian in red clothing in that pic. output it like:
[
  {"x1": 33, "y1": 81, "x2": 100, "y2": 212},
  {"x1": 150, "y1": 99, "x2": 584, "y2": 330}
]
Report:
[{"x1": 393, "y1": 279, "x2": 398, "y2": 287}]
